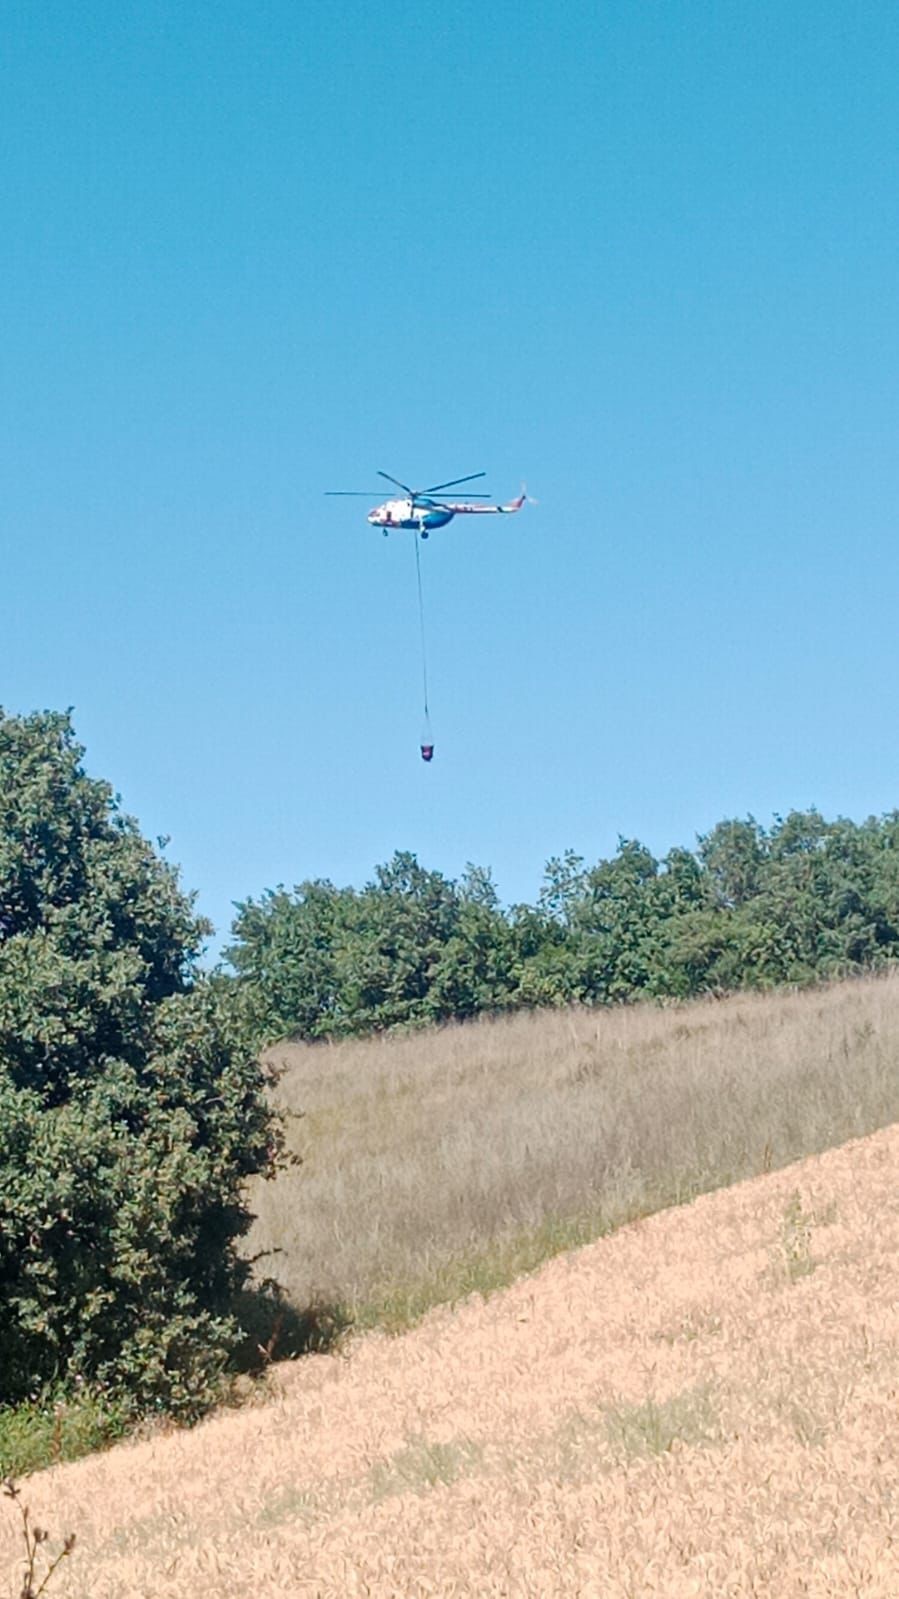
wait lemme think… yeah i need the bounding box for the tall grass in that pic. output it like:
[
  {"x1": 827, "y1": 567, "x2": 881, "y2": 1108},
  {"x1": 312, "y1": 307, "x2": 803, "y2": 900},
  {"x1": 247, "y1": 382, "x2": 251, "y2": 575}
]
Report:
[{"x1": 246, "y1": 973, "x2": 899, "y2": 1327}]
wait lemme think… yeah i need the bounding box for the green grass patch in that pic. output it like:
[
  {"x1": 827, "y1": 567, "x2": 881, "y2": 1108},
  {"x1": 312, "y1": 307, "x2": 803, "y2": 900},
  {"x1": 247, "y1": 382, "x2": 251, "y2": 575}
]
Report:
[
  {"x1": 780, "y1": 1190, "x2": 817, "y2": 1283},
  {"x1": 368, "y1": 1435, "x2": 485, "y2": 1500},
  {"x1": 603, "y1": 1384, "x2": 720, "y2": 1459},
  {"x1": 351, "y1": 1208, "x2": 637, "y2": 1336},
  {"x1": 257, "y1": 1485, "x2": 320, "y2": 1528},
  {"x1": 0, "y1": 1390, "x2": 131, "y2": 1480}
]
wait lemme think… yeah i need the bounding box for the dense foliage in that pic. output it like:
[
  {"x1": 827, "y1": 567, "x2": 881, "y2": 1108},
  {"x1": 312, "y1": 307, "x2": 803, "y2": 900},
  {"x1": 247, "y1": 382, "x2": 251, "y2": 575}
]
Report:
[
  {"x1": 0, "y1": 710, "x2": 280, "y2": 1417},
  {"x1": 229, "y1": 814, "x2": 899, "y2": 1039}
]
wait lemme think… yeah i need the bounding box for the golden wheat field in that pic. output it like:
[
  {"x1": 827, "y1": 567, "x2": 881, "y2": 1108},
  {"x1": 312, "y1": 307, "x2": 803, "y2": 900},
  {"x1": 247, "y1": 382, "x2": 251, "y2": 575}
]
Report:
[{"x1": 4, "y1": 1121, "x2": 897, "y2": 1598}]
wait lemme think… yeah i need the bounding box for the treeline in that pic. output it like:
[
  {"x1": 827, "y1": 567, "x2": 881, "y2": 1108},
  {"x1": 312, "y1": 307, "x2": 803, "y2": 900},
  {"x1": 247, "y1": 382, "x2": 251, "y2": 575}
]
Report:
[{"x1": 228, "y1": 810, "x2": 899, "y2": 1040}]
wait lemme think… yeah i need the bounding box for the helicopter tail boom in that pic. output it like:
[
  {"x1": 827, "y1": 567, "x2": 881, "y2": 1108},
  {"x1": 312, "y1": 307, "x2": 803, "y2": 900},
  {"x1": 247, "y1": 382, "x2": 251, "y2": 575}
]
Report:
[{"x1": 435, "y1": 486, "x2": 529, "y2": 515}]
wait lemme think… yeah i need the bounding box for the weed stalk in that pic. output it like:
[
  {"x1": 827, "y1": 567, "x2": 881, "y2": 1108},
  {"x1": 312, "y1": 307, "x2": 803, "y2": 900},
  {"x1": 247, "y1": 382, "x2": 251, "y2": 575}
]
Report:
[{"x1": 2, "y1": 1479, "x2": 75, "y2": 1599}]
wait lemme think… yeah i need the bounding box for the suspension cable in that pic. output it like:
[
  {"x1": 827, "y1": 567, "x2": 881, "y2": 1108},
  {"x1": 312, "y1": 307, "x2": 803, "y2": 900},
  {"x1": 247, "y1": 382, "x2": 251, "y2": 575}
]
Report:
[{"x1": 413, "y1": 531, "x2": 430, "y2": 719}]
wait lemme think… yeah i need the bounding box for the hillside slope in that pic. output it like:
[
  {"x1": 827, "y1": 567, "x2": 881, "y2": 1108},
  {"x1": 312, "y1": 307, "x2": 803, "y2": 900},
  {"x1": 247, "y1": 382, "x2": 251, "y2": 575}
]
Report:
[
  {"x1": 4, "y1": 1124, "x2": 897, "y2": 1597},
  {"x1": 248, "y1": 976, "x2": 899, "y2": 1326}
]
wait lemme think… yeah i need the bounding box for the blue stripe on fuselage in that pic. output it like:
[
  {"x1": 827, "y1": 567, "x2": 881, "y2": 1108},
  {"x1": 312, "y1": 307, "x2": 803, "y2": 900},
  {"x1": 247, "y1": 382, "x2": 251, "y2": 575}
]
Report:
[{"x1": 390, "y1": 510, "x2": 454, "y2": 531}]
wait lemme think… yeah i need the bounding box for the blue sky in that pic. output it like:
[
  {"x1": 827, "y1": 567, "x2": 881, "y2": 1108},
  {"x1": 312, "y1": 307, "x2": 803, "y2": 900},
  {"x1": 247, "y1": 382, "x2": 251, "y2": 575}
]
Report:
[{"x1": 4, "y1": 0, "x2": 899, "y2": 950}]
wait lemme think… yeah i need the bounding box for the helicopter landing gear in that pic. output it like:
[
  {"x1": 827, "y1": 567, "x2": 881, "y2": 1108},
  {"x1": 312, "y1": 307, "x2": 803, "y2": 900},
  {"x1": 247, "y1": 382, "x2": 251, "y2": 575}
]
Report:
[{"x1": 420, "y1": 529, "x2": 429, "y2": 540}]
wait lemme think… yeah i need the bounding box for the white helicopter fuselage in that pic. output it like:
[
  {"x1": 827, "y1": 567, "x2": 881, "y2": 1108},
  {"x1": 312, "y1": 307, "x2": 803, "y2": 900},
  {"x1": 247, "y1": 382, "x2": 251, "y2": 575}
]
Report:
[{"x1": 367, "y1": 499, "x2": 454, "y2": 533}]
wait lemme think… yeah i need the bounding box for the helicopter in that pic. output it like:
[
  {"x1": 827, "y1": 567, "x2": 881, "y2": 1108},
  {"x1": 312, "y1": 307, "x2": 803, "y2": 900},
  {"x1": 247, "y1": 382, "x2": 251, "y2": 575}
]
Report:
[{"x1": 326, "y1": 470, "x2": 529, "y2": 537}]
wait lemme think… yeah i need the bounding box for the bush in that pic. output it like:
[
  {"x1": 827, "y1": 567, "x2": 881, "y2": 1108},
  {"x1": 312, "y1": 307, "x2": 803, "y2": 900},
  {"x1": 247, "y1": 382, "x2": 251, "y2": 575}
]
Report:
[{"x1": 0, "y1": 709, "x2": 282, "y2": 1418}]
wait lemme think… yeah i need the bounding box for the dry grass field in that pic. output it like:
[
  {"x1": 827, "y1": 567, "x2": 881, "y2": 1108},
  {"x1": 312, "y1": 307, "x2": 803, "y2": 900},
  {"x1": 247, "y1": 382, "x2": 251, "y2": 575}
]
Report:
[
  {"x1": 4, "y1": 1121, "x2": 897, "y2": 1597},
  {"x1": 247, "y1": 974, "x2": 899, "y2": 1327}
]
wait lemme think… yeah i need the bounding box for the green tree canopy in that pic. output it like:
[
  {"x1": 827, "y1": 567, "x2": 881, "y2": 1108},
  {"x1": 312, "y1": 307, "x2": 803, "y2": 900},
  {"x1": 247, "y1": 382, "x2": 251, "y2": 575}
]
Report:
[
  {"x1": 228, "y1": 852, "x2": 520, "y2": 1038},
  {"x1": 229, "y1": 811, "x2": 899, "y2": 1042},
  {"x1": 0, "y1": 710, "x2": 280, "y2": 1416}
]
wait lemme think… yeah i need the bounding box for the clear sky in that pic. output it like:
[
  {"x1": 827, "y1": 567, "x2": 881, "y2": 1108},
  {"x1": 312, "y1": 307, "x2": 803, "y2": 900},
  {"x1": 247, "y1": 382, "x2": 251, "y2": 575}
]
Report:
[{"x1": 4, "y1": 0, "x2": 899, "y2": 951}]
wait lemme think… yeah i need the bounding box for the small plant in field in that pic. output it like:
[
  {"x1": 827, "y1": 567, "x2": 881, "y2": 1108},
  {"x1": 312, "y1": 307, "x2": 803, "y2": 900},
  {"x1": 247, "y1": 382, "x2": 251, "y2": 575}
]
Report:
[
  {"x1": 780, "y1": 1190, "x2": 816, "y2": 1282},
  {"x1": 784, "y1": 1399, "x2": 828, "y2": 1448},
  {"x1": 369, "y1": 1435, "x2": 484, "y2": 1500},
  {"x1": 603, "y1": 1385, "x2": 719, "y2": 1459},
  {"x1": 2, "y1": 1480, "x2": 75, "y2": 1598},
  {"x1": 257, "y1": 1484, "x2": 319, "y2": 1528},
  {"x1": 652, "y1": 1308, "x2": 723, "y2": 1345}
]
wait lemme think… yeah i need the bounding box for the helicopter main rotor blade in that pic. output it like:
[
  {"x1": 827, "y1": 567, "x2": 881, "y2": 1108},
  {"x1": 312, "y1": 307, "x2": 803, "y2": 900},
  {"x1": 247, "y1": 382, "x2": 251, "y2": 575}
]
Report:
[
  {"x1": 428, "y1": 500, "x2": 500, "y2": 512},
  {"x1": 378, "y1": 470, "x2": 416, "y2": 496},
  {"x1": 325, "y1": 490, "x2": 385, "y2": 496},
  {"x1": 421, "y1": 472, "x2": 487, "y2": 495}
]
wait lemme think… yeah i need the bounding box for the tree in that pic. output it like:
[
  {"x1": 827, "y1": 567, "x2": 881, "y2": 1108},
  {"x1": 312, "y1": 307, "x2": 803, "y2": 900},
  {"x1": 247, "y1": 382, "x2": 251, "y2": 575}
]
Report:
[
  {"x1": 428, "y1": 867, "x2": 518, "y2": 1020},
  {"x1": 697, "y1": 817, "x2": 765, "y2": 910},
  {"x1": 344, "y1": 852, "x2": 462, "y2": 1030},
  {"x1": 229, "y1": 880, "x2": 348, "y2": 1041},
  {"x1": 0, "y1": 710, "x2": 281, "y2": 1417},
  {"x1": 228, "y1": 814, "x2": 899, "y2": 1046},
  {"x1": 566, "y1": 839, "x2": 663, "y2": 1001},
  {"x1": 230, "y1": 853, "x2": 526, "y2": 1038}
]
